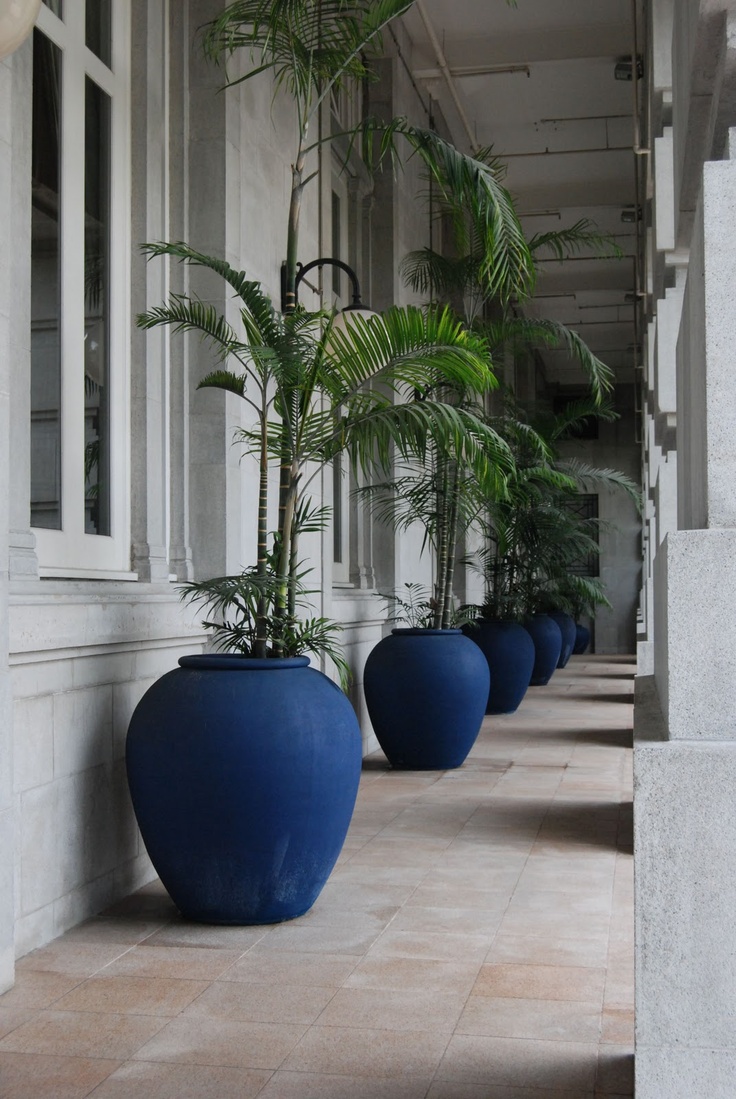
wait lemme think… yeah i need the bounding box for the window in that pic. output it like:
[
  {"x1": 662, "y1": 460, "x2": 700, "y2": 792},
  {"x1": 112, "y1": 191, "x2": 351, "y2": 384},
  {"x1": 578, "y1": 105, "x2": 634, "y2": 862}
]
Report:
[
  {"x1": 31, "y1": 1, "x2": 130, "y2": 576},
  {"x1": 563, "y1": 493, "x2": 599, "y2": 577}
]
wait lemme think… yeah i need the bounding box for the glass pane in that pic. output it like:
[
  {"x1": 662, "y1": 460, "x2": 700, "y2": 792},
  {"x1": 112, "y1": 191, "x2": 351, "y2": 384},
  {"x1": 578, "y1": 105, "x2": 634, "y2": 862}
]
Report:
[
  {"x1": 86, "y1": 0, "x2": 112, "y2": 67},
  {"x1": 42, "y1": 0, "x2": 63, "y2": 16},
  {"x1": 333, "y1": 454, "x2": 343, "y2": 563},
  {"x1": 31, "y1": 31, "x2": 62, "y2": 530},
  {"x1": 84, "y1": 76, "x2": 111, "y2": 536},
  {"x1": 331, "y1": 190, "x2": 341, "y2": 298}
]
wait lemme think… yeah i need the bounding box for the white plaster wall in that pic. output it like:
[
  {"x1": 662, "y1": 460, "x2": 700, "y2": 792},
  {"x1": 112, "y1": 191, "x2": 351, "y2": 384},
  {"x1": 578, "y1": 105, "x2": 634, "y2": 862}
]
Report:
[
  {"x1": 0, "y1": 48, "x2": 16, "y2": 994},
  {"x1": 557, "y1": 389, "x2": 641, "y2": 654},
  {"x1": 10, "y1": 589, "x2": 204, "y2": 953}
]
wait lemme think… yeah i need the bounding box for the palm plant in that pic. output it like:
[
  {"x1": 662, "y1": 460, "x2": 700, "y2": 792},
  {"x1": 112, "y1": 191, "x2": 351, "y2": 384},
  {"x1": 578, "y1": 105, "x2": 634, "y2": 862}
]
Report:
[
  {"x1": 202, "y1": 2, "x2": 535, "y2": 311},
  {"x1": 477, "y1": 398, "x2": 641, "y2": 622},
  {"x1": 400, "y1": 147, "x2": 618, "y2": 404},
  {"x1": 137, "y1": 2, "x2": 541, "y2": 666},
  {"x1": 138, "y1": 244, "x2": 504, "y2": 658}
]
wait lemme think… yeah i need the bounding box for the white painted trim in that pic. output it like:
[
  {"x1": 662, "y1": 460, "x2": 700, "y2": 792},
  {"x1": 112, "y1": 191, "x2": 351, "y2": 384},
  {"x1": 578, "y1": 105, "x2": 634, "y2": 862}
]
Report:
[{"x1": 32, "y1": 0, "x2": 131, "y2": 574}]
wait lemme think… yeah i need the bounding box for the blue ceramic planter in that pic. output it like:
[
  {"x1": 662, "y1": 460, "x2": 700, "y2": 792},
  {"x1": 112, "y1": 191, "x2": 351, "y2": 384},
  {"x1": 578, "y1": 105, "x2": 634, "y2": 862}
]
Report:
[
  {"x1": 524, "y1": 614, "x2": 563, "y2": 686},
  {"x1": 465, "y1": 619, "x2": 535, "y2": 714},
  {"x1": 549, "y1": 611, "x2": 577, "y2": 668},
  {"x1": 126, "y1": 654, "x2": 362, "y2": 925},
  {"x1": 363, "y1": 629, "x2": 489, "y2": 770},
  {"x1": 574, "y1": 622, "x2": 591, "y2": 654}
]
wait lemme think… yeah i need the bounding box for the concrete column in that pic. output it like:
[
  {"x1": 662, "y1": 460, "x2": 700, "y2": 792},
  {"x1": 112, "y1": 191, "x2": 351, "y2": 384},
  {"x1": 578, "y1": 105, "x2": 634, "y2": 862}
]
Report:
[{"x1": 636, "y1": 134, "x2": 736, "y2": 1098}]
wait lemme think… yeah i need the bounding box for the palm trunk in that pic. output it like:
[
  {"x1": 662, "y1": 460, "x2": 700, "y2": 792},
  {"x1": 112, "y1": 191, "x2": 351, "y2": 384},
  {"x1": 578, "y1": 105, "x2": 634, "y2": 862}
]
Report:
[
  {"x1": 254, "y1": 405, "x2": 270, "y2": 658},
  {"x1": 434, "y1": 452, "x2": 450, "y2": 629},
  {"x1": 440, "y1": 462, "x2": 460, "y2": 628}
]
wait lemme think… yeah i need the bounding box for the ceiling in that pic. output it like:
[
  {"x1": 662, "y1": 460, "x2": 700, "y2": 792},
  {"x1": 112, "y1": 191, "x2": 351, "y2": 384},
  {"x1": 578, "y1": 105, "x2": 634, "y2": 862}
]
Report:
[{"x1": 401, "y1": 0, "x2": 641, "y2": 390}]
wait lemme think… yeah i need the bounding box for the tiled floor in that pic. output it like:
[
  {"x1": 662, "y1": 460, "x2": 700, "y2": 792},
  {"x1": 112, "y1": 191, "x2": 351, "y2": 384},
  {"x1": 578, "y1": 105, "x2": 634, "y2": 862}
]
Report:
[{"x1": 0, "y1": 655, "x2": 635, "y2": 1099}]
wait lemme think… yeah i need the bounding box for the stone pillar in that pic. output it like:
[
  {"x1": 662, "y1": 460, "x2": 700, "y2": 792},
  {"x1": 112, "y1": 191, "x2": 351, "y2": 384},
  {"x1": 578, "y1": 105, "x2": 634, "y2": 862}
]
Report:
[
  {"x1": 0, "y1": 48, "x2": 16, "y2": 995},
  {"x1": 635, "y1": 136, "x2": 736, "y2": 1097}
]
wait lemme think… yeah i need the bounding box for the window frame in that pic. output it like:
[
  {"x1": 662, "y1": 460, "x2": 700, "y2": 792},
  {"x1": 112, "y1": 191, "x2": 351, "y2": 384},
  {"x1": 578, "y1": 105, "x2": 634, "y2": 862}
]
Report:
[{"x1": 32, "y1": 0, "x2": 132, "y2": 579}]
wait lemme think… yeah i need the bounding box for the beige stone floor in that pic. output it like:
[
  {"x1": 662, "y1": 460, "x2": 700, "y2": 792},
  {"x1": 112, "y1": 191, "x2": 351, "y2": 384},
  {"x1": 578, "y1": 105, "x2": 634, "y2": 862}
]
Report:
[{"x1": 0, "y1": 654, "x2": 635, "y2": 1099}]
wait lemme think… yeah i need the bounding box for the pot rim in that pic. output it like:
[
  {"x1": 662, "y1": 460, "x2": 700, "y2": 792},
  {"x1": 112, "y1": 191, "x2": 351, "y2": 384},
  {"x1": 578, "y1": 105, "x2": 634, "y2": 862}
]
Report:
[
  {"x1": 178, "y1": 654, "x2": 311, "y2": 671},
  {"x1": 390, "y1": 628, "x2": 462, "y2": 636}
]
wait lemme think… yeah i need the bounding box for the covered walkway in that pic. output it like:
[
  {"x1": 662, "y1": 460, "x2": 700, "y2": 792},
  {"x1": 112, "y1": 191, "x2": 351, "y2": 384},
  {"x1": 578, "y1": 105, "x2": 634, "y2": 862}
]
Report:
[{"x1": 0, "y1": 656, "x2": 634, "y2": 1098}]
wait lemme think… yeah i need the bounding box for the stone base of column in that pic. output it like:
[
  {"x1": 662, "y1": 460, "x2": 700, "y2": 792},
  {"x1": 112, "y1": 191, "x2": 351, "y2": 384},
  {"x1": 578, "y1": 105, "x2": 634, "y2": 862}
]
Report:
[{"x1": 635, "y1": 676, "x2": 736, "y2": 1099}]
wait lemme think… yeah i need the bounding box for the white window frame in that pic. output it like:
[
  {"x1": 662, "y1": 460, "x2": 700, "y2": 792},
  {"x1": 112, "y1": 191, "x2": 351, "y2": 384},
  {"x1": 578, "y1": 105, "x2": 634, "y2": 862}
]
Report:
[
  {"x1": 330, "y1": 166, "x2": 351, "y2": 584},
  {"x1": 33, "y1": 0, "x2": 132, "y2": 578}
]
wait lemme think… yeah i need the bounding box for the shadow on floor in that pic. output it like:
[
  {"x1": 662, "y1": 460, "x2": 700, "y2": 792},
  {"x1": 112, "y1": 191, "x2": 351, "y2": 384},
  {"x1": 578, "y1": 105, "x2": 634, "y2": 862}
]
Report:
[{"x1": 562, "y1": 726, "x2": 634, "y2": 749}]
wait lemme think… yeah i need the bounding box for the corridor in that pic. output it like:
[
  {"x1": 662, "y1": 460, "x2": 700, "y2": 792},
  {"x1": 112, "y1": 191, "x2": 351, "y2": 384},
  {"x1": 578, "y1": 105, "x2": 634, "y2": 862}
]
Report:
[{"x1": 0, "y1": 655, "x2": 634, "y2": 1098}]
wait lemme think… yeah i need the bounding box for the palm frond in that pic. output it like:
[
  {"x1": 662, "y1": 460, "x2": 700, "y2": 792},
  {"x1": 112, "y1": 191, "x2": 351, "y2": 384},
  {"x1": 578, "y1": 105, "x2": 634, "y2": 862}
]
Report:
[
  {"x1": 555, "y1": 459, "x2": 642, "y2": 510},
  {"x1": 202, "y1": 0, "x2": 414, "y2": 113},
  {"x1": 528, "y1": 218, "x2": 622, "y2": 261},
  {"x1": 363, "y1": 121, "x2": 535, "y2": 303}
]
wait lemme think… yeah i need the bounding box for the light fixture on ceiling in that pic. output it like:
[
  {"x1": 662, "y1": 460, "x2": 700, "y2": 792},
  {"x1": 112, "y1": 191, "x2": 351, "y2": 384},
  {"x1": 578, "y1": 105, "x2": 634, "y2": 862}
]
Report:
[
  {"x1": 614, "y1": 55, "x2": 644, "y2": 82},
  {"x1": 0, "y1": 0, "x2": 41, "y2": 61}
]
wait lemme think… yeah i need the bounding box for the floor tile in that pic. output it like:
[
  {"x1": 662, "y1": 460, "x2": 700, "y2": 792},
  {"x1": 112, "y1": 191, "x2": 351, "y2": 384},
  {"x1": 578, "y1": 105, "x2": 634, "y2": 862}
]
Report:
[
  {"x1": 456, "y1": 995, "x2": 602, "y2": 1043},
  {"x1": 58, "y1": 918, "x2": 169, "y2": 946},
  {"x1": 99, "y1": 945, "x2": 244, "y2": 981},
  {"x1": 367, "y1": 929, "x2": 493, "y2": 964},
  {"x1": 0, "y1": 1051, "x2": 120, "y2": 1099},
  {"x1": 251, "y1": 921, "x2": 383, "y2": 956},
  {"x1": 427, "y1": 1082, "x2": 593, "y2": 1098},
  {"x1": 315, "y1": 985, "x2": 467, "y2": 1032},
  {"x1": 82, "y1": 1060, "x2": 270, "y2": 1099},
  {"x1": 0, "y1": 1007, "x2": 34, "y2": 1040},
  {"x1": 221, "y1": 949, "x2": 359, "y2": 987},
  {"x1": 140, "y1": 921, "x2": 269, "y2": 950},
  {"x1": 0, "y1": 1009, "x2": 167, "y2": 1059},
  {"x1": 282, "y1": 1024, "x2": 450, "y2": 1077},
  {"x1": 473, "y1": 963, "x2": 606, "y2": 1004},
  {"x1": 257, "y1": 1070, "x2": 432, "y2": 1098},
  {"x1": 53, "y1": 975, "x2": 210, "y2": 1016},
  {"x1": 15, "y1": 943, "x2": 133, "y2": 978},
  {"x1": 181, "y1": 979, "x2": 336, "y2": 1024},
  {"x1": 0, "y1": 971, "x2": 84, "y2": 1010},
  {"x1": 437, "y1": 1033, "x2": 599, "y2": 1090},
  {"x1": 345, "y1": 955, "x2": 483, "y2": 995},
  {"x1": 131, "y1": 1015, "x2": 307, "y2": 1069},
  {"x1": 485, "y1": 933, "x2": 610, "y2": 969}
]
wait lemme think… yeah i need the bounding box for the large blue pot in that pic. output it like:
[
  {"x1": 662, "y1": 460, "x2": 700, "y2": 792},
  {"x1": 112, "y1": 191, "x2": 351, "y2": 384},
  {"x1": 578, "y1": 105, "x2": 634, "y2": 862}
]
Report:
[
  {"x1": 549, "y1": 611, "x2": 577, "y2": 668},
  {"x1": 574, "y1": 622, "x2": 591, "y2": 654},
  {"x1": 464, "y1": 619, "x2": 535, "y2": 714},
  {"x1": 524, "y1": 614, "x2": 563, "y2": 686},
  {"x1": 126, "y1": 654, "x2": 362, "y2": 925},
  {"x1": 363, "y1": 629, "x2": 489, "y2": 770}
]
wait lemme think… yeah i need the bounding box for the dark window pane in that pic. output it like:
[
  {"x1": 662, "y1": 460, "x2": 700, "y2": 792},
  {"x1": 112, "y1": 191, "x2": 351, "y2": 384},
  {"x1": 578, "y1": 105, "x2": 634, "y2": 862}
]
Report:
[
  {"x1": 331, "y1": 190, "x2": 341, "y2": 298},
  {"x1": 86, "y1": 0, "x2": 112, "y2": 67},
  {"x1": 333, "y1": 454, "x2": 343, "y2": 563},
  {"x1": 563, "y1": 494, "x2": 599, "y2": 576},
  {"x1": 42, "y1": 0, "x2": 63, "y2": 16},
  {"x1": 84, "y1": 76, "x2": 111, "y2": 535},
  {"x1": 31, "y1": 30, "x2": 62, "y2": 530}
]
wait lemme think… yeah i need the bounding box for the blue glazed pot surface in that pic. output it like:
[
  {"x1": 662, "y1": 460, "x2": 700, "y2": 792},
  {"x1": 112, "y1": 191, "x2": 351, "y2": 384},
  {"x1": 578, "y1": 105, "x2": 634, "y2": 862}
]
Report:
[
  {"x1": 465, "y1": 619, "x2": 535, "y2": 713},
  {"x1": 364, "y1": 629, "x2": 489, "y2": 770},
  {"x1": 525, "y1": 614, "x2": 563, "y2": 686},
  {"x1": 126, "y1": 656, "x2": 362, "y2": 925},
  {"x1": 549, "y1": 612, "x2": 577, "y2": 668}
]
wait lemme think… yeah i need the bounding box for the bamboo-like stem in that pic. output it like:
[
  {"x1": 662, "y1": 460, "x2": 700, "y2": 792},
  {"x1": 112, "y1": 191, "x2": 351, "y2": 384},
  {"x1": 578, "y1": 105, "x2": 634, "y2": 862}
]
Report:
[
  {"x1": 433, "y1": 450, "x2": 450, "y2": 629},
  {"x1": 440, "y1": 462, "x2": 460, "y2": 628},
  {"x1": 254, "y1": 399, "x2": 270, "y2": 658}
]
